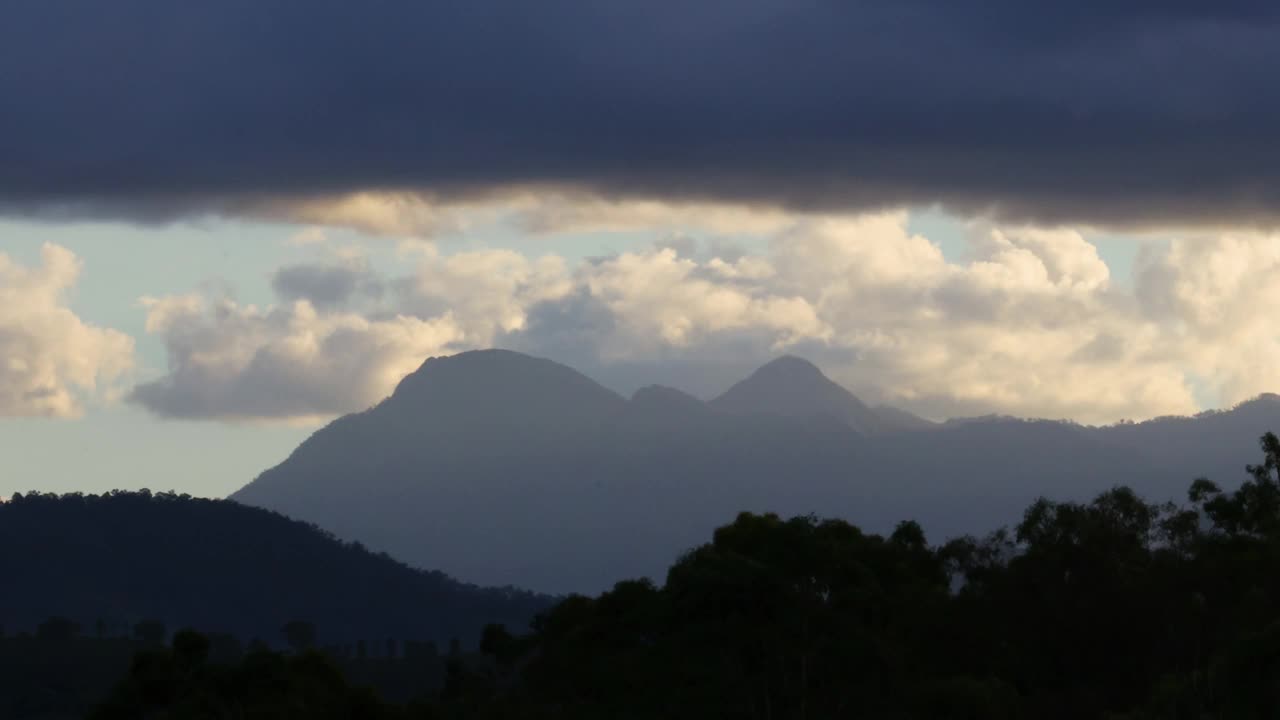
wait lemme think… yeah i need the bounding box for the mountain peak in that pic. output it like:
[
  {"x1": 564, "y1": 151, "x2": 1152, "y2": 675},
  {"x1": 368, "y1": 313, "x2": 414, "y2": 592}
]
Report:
[
  {"x1": 709, "y1": 356, "x2": 934, "y2": 434},
  {"x1": 751, "y1": 355, "x2": 826, "y2": 381},
  {"x1": 382, "y1": 349, "x2": 625, "y2": 425},
  {"x1": 727, "y1": 355, "x2": 838, "y2": 396},
  {"x1": 710, "y1": 356, "x2": 879, "y2": 432},
  {"x1": 629, "y1": 385, "x2": 709, "y2": 415},
  {"x1": 621, "y1": 385, "x2": 713, "y2": 429},
  {"x1": 394, "y1": 349, "x2": 549, "y2": 392},
  {"x1": 631, "y1": 384, "x2": 704, "y2": 406}
]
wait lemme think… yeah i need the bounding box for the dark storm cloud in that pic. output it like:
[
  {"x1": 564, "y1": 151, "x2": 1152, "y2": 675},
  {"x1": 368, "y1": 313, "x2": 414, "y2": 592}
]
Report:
[{"x1": 4, "y1": 1, "x2": 1280, "y2": 228}]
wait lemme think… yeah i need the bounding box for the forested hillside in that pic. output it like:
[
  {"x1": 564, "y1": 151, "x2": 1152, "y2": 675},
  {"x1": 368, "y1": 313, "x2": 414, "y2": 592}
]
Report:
[{"x1": 0, "y1": 490, "x2": 550, "y2": 646}]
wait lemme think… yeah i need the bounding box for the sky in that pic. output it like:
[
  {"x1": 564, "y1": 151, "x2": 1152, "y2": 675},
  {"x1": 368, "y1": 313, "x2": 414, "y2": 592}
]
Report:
[{"x1": 4, "y1": 1, "x2": 1280, "y2": 498}]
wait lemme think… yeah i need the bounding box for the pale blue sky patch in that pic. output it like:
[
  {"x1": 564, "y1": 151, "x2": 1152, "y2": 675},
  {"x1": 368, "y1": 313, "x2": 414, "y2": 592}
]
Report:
[
  {"x1": 903, "y1": 206, "x2": 970, "y2": 263},
  {"x1": 1087, "y1": 234, "x2": 1144, "y2": 288},
  {"x1": 0, "y1": 406, "x2": 311, "y2": 499},
  {"x1": 1, "y1": 219, "x2": 292, "y2": 371}
]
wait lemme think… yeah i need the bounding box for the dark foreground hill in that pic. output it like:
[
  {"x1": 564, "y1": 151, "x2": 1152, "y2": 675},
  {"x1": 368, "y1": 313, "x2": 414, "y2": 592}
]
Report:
[
  {"x1": 88, "y1": 437, "x2": 1280, "y2": 719},
  {"x1": 0, "y1": 490, "x2": 551, "y2": 647},
  {"x1": 233, "y1": 349, "x2": 1280, "y2": 594}
]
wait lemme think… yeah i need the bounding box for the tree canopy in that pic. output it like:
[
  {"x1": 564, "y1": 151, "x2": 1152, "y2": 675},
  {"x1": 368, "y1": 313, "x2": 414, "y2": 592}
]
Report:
[
  {"x1": 416, "y1": 432, "x2": 1280, "y2": 719},
  {"x1": 28, "y1": 433, "x2": 1280, "y2": 718}
]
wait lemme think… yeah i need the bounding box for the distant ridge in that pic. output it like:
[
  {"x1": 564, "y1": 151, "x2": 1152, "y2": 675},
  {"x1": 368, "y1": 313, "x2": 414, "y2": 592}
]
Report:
[
  {"x1": 626, "y1": 385, "x2": 714, "y2": 422},
  {"x1": 232, "y1": 349, "x2": 1280, "y2": 595},
  {"x1": 630, "y1": 384, "x2": 708, "y2": 413},
  {"x1": 872, "y1": 403, "x2": 938, "y2": 431}
]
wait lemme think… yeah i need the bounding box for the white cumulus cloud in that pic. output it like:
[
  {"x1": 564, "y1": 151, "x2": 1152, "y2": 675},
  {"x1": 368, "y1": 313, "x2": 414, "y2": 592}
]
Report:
[
  {"x1": 1135, "y1": 233, "x2": 1280, "y2": 409},
  {"x1": 129, "y1": 296, "x2": 464, "y2": 421},
  {"x1": 126, "y1": 211, "x2": 1280, "y2": 425},
  {"x1": 0, "y1": 244, "x2": 134, "y2": 417}
]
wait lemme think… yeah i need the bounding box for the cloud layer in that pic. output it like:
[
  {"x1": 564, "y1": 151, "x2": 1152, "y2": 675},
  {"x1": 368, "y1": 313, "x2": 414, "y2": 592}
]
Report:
[
  {"x1": 127, "y1": 214, "x2": 1280, "y2": 424},
  {"x1": 0, "y1": 244, "x2": 134, "y2": 417},
  {"x1": 5, "y1": 2, "x2": 1280, "y2": 229}
]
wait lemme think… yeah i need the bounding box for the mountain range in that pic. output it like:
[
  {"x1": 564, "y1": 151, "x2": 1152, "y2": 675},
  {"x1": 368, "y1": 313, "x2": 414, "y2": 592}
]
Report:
[{"x1": 232, "y1": 349, "x2": 1280, "y2": 594}]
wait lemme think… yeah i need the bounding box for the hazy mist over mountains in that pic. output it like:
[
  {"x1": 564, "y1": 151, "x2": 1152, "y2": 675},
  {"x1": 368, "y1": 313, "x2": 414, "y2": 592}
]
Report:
[{"x1": 232, "y1": 350, "x2": 1280, "y2": 594}]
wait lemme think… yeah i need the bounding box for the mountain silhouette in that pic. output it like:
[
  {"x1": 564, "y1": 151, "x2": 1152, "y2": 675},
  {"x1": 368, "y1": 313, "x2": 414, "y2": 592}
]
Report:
[
  {"x1": 232, "y1": 350, "x2": 1280, "y2": 594},
  {"x1": 0, "y1": 490, "x2": 550, "y2": 645},
  {"x1": 629, "y1": 384, "x2": 710, "y2": 417},
  {"x1": 385, "y1": 349, "x2": 626, "y2": 428},
  {"x1": 710, "y1": 355, "x2": 931, "y2": 433},
  {"x1": 621, "y1": 385, "x2": 717, "y2": 434}
]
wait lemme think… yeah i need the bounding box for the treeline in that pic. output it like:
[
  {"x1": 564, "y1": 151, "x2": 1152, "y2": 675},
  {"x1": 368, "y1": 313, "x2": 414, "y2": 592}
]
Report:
[
  {"x1": 81, "y1": 432, "x2": 1280, "y2": 718},
  {"x1": 0, "y1": 617, "x2": 462, "y2": 718},
  {"x1": 87, "y1": 628, "x2": 510, "y2": 720}
]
